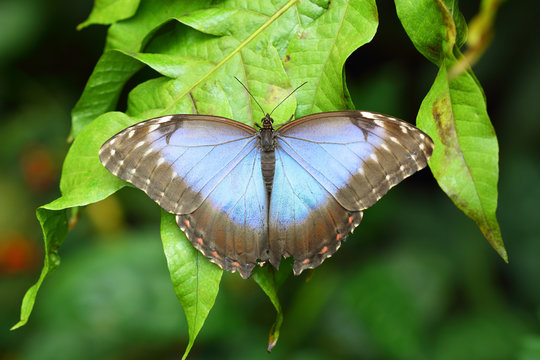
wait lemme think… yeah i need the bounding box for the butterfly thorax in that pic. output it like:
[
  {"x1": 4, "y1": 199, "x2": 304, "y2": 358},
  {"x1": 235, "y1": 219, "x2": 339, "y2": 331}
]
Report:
[
  {"x1": 259, "y1": 114, "x2": 276, "y2": 195},
  {"x1": 259, "y1": 114, "x2": 275, "y2": 151}
]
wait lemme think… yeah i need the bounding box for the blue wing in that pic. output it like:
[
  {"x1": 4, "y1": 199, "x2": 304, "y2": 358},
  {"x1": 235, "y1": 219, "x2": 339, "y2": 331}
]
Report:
[
  {"x1": 268, "y1": 145, "x2": 363, "y2": 274},
  {"x1": 99, "y1": 115, "x2": 268, "y2": 278},
  {"x1": 276, "y1": 111, "x2": 433, "y2": 211},
  {"x1": 270, "y1": 111, "x2": 433, "y2": 274}
]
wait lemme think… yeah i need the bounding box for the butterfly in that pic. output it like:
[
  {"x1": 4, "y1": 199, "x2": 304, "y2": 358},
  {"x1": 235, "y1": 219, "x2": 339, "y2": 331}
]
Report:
[{"x1": 99, "y1": 110, "x2": 433, "y2": 279}]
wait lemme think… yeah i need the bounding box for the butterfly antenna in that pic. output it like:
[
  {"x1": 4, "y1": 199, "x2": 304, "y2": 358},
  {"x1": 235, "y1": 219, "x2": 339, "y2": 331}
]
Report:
[
  {"x1": 269, "y1": 81, "x2": 307, "y2": 116},
  {"x1": 234, "y1": 76, "x2": 266, "y2": 115}
]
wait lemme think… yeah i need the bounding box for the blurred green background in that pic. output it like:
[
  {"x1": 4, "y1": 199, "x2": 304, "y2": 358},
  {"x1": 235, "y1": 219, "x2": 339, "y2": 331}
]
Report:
[{"x1": 1, "y1": 1, "x2": 539, "y2": 359}]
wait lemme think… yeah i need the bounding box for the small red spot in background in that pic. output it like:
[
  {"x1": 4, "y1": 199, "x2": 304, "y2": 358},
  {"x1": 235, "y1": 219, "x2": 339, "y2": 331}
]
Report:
[
  {"x1": 0, "y1": 233, "x2": 40, "y2": 275},
  {"x1": 20, "y1": 145, "x2": 57, "y2": 193}
]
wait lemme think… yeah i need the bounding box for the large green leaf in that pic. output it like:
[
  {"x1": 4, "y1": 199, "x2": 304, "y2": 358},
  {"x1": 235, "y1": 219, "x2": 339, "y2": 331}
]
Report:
[
  {"x1": 20, "y1": 0, "x2": 381, "y2": 352},
  {"x1": 160, "y1": 211, "x2": 222, "y2": 360},
  {"x1": 71, "y1": 52, "x2": 143, "y2": 136},
  {"x1": 395, "y1": 0, "x2": 505, "y2": 260},
  {"x1": 72, "y1": 1, "x2": 214, "y2": 136},
  {"x1": 418, "y1": 60, "x2": 505, "y2": 260}
]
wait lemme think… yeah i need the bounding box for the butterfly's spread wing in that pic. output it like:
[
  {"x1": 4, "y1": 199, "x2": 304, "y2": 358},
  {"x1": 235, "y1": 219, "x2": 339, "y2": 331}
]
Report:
[
  {"x1": 270, "y1": 111, "x2": 433, "y2": 274},
  {"x1": 268, "y1": 145, "x2": 364, "y2": 274},
  {"x1": 99, "y1": 115, "x2": 268, "y2": 278}
]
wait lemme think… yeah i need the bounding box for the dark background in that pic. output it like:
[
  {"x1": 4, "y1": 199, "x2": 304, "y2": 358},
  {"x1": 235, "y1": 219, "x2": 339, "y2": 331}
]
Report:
[{"x1": 1, "y1": 1, "x2": 539, "y2": 359}]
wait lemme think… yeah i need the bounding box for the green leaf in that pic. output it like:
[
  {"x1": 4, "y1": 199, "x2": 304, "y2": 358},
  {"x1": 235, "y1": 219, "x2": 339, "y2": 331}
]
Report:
[
  {"x1": 72, "y1": 1, "x2": 214, "y2": 136},
  {"x1": 394, "y1": 0, "x2": 456, "y2": 65},
  {"x1": 13, "y1": 112, "x2": 138, "y2": 327},
  {"x1": 396, "y1": 0, "x2": 505, "y2": 260},
  {"x1": 105, "y1": 1, "x2": 213, "y2": 51},
  {"x1": 21, "y1": 0, "x2": 383, "y2": 351},
  {"x1": 77, "y1": 0, "x2": 141, "y2": 30},
  {"x1": 285, "y1": 0, "x2": 378, "y2": 116},
  {"x1": 71, "y1": 51, "x2": 143, "y2": 136},
  {"x1": 417, "y1": 61, "x2": 505, "y2": 260},
  {"x1": 60, "y1": 112, "x2": 137, "y2": 205},
  {"x1": 160, "y1": 211, "x2": 222, "y2": 360},
  {"x1": 252, "y1": 267, "x2": 284, "y2": 352},
  {"x1": 12, "y1": 206, "x2": 69, "y2": 329}
]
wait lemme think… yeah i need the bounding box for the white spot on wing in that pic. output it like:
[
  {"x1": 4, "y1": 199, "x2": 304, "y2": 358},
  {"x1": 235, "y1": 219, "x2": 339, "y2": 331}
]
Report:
[
  {"x1": 157, "y1": 115, "x2": 173, "y2": 123},
  {"x1": 128, "y1": 130, "x2": 136, "y2": 138},
  {"x1": 400, "y1": 126, "x2": 408, "y2": 133},
  {"x1": 420, "y1": 133, "x2": 426, "y2": 140},
  {"x1": 374, "y1": 119, "x2": 385, "y2": 127},
  {"x1": 370, "y1": 153, "x2": 378, "y2": 162},
  {"x1": 381, "y1": 144, "x2": 390, "y2": 152},
  {"x1": 110, "y1": 149, "x2": 116, "y2": 156},
  {"x1": 390, "y1": 136, "x2": 400, "y2": 144},
  {"x1": 360, "y1": 111, "x2": 377, "y2": 119},
  {"x1": 157, "y1": 157, "x2": 165, "y2": 166},
  {"x1": 135, "y1": 141, "x2": 145, "y2": 149},
  {"x1": 148, "y1": 124, "x2": 160, "y2": 132},
  {"x1": 130, "y1": 168, "x2": 136, "y2": 174},
  {"x1": 419, "y1": 143, "x2": 425, "y2": 150}
]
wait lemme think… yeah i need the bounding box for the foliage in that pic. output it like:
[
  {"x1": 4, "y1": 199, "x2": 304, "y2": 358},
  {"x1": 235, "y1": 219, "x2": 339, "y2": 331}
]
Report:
[{"x1": 13, "y1": 0, "x2": 507, "y2": 357}]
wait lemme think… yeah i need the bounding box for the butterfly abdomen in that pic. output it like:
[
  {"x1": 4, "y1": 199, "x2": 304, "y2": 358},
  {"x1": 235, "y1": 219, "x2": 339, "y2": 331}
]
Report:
[
  {"x1": 260, "y1": 146, "x2": 276, "y2": 194},
  {"x1": 259, "y1": 127, "x2": 276, "y2": 194}
]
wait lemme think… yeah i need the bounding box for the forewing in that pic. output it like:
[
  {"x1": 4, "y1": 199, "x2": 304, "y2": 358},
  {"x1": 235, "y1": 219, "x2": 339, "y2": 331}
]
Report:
[
  {"x1": 99, "y1": 114, "x2": 268, "y2": 278},
  {"x1": 99, "y1": 114, "x2": 258, "y2": 214},
  {"x1": 276, "y1": 111, "x2": 434, "y2": 211}
]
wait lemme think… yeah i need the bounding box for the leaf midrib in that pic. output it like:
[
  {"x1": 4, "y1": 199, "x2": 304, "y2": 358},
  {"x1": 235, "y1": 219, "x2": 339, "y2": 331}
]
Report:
[{"x1": 162, "y1": 0, "x2": 300, "y2": 116}]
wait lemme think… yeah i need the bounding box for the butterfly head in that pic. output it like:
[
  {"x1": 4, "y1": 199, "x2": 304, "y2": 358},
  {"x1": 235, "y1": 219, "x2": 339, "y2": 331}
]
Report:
[{"x1": 261, "y1": 114, "x2": 274, "y2": 129}]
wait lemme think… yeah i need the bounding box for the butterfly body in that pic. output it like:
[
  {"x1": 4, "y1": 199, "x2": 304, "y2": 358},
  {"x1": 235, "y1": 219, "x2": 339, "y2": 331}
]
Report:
[
  {"x1": 100, "y1": 111, "x2": 433, "y2": 279},
  {"x1": 258, "y1": 114, "x2": 277, "y2": 194}
]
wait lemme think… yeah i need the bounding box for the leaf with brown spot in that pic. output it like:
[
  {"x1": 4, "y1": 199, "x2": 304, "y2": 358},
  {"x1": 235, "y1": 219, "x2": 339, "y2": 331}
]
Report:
[
  {"x1": 418, "y1": 60, "x2": 506, "y2": 261},
  {"x1": 397, "y1": 0, "x2": 506, "y2": 260}
]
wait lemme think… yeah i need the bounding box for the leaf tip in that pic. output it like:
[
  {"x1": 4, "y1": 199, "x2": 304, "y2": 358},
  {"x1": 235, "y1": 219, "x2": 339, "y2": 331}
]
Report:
[
  {"x1": 76, "y1": 21, "x2": 88, "y2": 31},
  {"x1": 267, "y1": 335, "x2": 278, "y2": 353},
  {"x1": 10, "y1": 321, "x2": 24, "y2": 331},
  {"x1": 267, "y1": 319, "x2": 282, "y2": 353},
  {"x1": 497, "y1": 245, "x2": 509, "y2": 263}
]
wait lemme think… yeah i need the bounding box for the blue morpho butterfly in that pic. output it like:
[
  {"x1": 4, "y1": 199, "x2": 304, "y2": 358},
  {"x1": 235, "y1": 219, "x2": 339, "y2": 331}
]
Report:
[{"x1": 99, "y1": 83, "x2": 433, "y2": 279}]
